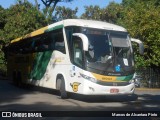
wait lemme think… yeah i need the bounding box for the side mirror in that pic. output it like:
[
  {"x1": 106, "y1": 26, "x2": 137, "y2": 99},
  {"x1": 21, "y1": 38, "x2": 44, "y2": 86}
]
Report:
[
  {"x1": 72, "y1": 33, "x2": 89, "y2": 51},
  {"x1": 131, "y1": 38, "x2": 144, "y2": 55}
]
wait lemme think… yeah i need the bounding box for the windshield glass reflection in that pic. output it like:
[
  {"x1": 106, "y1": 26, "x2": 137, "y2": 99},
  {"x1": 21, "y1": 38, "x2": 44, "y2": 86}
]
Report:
[{"x1": 82, "y1": 28, "x2": 134, "y2": 74}]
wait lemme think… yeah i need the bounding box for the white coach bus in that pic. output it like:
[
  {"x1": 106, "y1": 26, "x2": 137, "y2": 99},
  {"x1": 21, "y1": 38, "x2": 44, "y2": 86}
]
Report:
[{"x1": 6, "y1": 19, "x2": 144, "y2": 98}]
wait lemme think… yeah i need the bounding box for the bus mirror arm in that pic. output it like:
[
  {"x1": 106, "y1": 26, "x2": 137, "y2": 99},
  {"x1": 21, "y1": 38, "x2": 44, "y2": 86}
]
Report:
[
  {"x1": 72, "y1": 33, "x2": 89, "y2": 51},
  {"x1": 131, "y1": 38, "x2": 144, "y2": 55}
]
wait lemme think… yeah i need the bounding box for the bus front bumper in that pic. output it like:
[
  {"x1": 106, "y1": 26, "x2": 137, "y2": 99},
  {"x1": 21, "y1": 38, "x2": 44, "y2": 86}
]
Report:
[{"x1": 82, "y1": 80, "x2": 135, "y2": 95}]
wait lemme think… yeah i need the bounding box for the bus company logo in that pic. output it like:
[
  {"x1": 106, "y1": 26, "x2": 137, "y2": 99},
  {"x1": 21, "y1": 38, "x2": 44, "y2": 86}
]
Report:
[
  {"x1": 102, "y1": 77, "x2": 112, "y2": 81},
  {"x1": 70, "y1": 82, "x2": 81, "y2": 92}
]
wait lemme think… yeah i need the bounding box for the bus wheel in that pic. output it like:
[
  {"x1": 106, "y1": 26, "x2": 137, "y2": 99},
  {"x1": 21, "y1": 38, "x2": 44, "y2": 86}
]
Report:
[
  {"x1": 56, "y1": 76, "x2": 68, "y2": 99},
  {"x1": 17, "y1": 72, "x2": 22, "y2": 87},
  {"x1": 13, "y1": 71, "x2": 17, "y2": 85}
]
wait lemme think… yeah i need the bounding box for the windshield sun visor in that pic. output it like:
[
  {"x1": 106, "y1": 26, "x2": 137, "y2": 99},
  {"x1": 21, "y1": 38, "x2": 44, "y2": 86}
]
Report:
[{"x1": 111, "y1": 35, "x2": 130, "y2": 47}]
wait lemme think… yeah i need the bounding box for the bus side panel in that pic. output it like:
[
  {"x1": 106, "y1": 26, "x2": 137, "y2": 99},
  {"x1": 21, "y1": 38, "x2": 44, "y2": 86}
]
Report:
[
  {"x1": 7, "y1": 53, "x2": 15, "y2": 81},
  {"x1": 28, "y1": 50, "x2": 83, "y2": 91},
  {"x1": 29, "y1": 51, "x2": 53, "y2": 80},
  {"x1": 7, "y1": 52, "x2": 34, "y2": 84}
]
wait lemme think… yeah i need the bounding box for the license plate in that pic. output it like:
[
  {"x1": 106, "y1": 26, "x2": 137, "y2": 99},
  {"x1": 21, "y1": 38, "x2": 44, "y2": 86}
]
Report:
[{"x1": 110, "y1": 88, "x2": 119, "y2": 93}]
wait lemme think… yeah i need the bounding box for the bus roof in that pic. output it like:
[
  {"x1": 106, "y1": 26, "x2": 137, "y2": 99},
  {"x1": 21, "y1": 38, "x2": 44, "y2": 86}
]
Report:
[
  {"x1": 65, "y1": 19, "x2": 126, "y2": 31},
  {"x1": 11, "y1": 19, "x2": 127, "y2": 43}
]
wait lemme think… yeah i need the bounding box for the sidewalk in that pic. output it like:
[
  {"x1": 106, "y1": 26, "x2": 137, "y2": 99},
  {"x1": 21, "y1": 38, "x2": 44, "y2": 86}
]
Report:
[{"x1": 135, "y1": 87, "x2": 160, "y2": 91}]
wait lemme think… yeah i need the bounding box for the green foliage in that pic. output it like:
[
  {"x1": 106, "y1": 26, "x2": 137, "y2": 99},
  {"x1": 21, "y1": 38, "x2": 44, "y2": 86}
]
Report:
[
  {"x1": 81, "y1": 1, "x2": 160, "y2": 68},
  {"x1": 101, "y1": 2, "x2": 123, "y2": 23},
  {"x1": 0, "y1": 6, "x2": 7, "y2": 73},
  {"x1": 0, "y1": 6, "x2": 7, "y2": 42},
  {"x1": 42, "y1": 5, "x2": 78, "y2": 24},
  {"x1": 81, "y1": 2, "x2": 122, "y2": 24},
  {"x1": 54, "y1": 6, "x2": 78, "y2": 21},
  {"x1": 81, "y1": 5, "x2": 102, "y2": 20},
  {"x1": 3, "y1": 1, "x2": 47, "y2": 43},
  {"x1": 41, "y1": 0, "x2": 74, "y2": 24},
  {"x1": 42, "y1": 5, "x2": 55, "y2": 24},
  {"x1": 118, "y1": 0, "x2": 160, "y2": 67},
  {"x1": 0, "y1": 1, "x2": 47, "y2": 73},
  {"x1": 0, "y1": 6, "x2": 6, "y2": 30}
]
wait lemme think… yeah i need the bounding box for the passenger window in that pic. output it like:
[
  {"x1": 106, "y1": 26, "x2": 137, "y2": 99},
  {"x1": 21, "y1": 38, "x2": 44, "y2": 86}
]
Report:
[
  {"x1": 9, "y1": 29, "x2": 66, "y2": 54},
  {"x1": 54, "y1": 31, "x2": 65, "y2": 53}
]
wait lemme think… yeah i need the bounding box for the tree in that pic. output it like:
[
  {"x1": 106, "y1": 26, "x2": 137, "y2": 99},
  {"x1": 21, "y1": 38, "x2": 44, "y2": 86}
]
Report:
[
  {"x1": 42, "y1": 5, "x2": 55, "y2": 24},
  {"x1": 41, "y1": 0, "x2": 73, "y2": 8},
  {"x1": 40, "y1": 0, "x2": 74, "y2": 24},
  {"x1": 0, "y1": 6, "x2": 7, "y2": 73},
  {"x1": 81, "y1": 2, "x2": 122, "y2": 24},
  {"x1": 0, "y1": 1, "x2": 47, "y2": 73},
  {"x1": 119, "y1": 0, "x2": 160, "y2": 68},
  {"x1": 0, "y1": 6, "x2": 6, "y2": 30},
  {"x1": 3, "y1": 1, "x2": 47, "y2": 43},
  {"x1": 81, "y1": 5, "x2": 102, "y2": 20},
  {"x1": 54, "y1": 6, "x2": 78, "y2": 21},
  {"x1": 81, "y1": 1, "x2": 160, "y2": 68},
  {"x1": 102, "y1": 2, "x2": 123, "y2": 23},
  {"x1": 0, "y1": 6, "x2": 7, "y2": 42},
  {"x1": 42, "y1": 5, "x2": 78, "y2": 24}
]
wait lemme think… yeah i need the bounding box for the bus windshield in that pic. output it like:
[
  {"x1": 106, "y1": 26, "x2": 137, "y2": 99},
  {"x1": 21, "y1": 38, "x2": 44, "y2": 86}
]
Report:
[{"x1": 82, "y1": 28, "x2": 134, "y2": 76}]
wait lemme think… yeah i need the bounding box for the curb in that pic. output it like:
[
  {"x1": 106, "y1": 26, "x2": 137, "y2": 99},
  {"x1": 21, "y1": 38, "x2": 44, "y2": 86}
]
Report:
[{"x1": 135, "y1": 88, "x2": 160, "y2": 91}]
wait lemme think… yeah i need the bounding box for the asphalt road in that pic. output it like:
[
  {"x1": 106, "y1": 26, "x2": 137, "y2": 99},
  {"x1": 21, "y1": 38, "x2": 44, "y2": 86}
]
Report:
[{"x1": 0, "y1": 79, "x2": 160, "y2": 120}]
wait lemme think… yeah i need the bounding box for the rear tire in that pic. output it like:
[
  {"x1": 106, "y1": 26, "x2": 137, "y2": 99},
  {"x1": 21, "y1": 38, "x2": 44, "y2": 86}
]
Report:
[
  {"x1": 17, "y1": 71, "x2": 22, "y2": 87},
  {"x1": 13, "y1": 71, "x2": 17, "y2": 85},
  {"x1": 56, "y1": 76, "x2": 68, "y2": 99}
]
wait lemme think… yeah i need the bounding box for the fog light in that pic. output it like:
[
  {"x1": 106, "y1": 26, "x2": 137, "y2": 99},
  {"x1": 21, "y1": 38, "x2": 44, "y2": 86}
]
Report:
[{"x1": 129, "y1": 79, "x2": 135, "y2": 84}]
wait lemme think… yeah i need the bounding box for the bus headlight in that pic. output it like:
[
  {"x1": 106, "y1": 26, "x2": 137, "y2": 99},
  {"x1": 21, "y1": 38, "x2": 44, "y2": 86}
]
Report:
[
  {"x1": 129, "y1": 79, "x2": 135, "y2": 84},
  {"x1": 80, "y1": 73, "x2": 97, "y2": 83}
]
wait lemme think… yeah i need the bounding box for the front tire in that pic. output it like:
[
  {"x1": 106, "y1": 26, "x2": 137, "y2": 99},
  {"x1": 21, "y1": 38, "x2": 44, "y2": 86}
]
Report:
[{"x1": 56, "y1": 76, "x2": 68, "y2": 99}]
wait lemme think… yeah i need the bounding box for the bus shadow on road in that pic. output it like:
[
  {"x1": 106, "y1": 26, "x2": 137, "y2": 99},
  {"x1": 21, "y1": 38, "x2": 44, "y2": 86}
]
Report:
[
  {"x1": 68, "y1": 93, "x2": 138, "y2": 103},
  {"x1": 25, "y1": 85, "x2": 138, "y2": 102},
  {"x1": 13, "y1": 83, "x2": 138, "y2": 103}
]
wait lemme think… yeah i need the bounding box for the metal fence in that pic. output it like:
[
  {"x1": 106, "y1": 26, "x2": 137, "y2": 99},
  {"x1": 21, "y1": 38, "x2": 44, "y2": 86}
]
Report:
[{"x1": 136, "y1": 67, "x2": 160, "y2": 88}]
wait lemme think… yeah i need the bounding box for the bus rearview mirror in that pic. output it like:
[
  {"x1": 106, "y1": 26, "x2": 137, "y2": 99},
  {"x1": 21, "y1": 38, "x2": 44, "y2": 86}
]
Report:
[
  {"x1": 72, "y1": 33, "x2": 89, "y2": 51},
  {"x1": 131, "y1": 38, "x2": 144, "y2": 55}
]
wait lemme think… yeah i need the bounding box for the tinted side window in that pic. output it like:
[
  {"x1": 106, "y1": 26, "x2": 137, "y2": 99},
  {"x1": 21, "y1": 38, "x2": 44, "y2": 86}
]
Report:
[
  {"x1": 9, "y1": 28, "x2": 66, "y2": 54},
  {"x1": 33, "y1": 35, "x2": 50, "y2": 52},
  {"x1": 52, "y1": 29, "x2": 65, "y2": 53}
]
